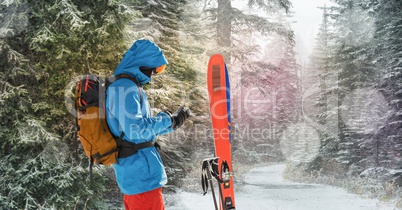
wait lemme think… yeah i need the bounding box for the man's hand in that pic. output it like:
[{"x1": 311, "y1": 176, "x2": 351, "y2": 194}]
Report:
[{"x1": 165, "y1": 106, "x2": 190, "y2": 130}]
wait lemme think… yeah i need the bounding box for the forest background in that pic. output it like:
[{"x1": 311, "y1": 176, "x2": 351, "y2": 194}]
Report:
[{"x1": 0, "y1": 0, "x2": 401, "y2": 209}]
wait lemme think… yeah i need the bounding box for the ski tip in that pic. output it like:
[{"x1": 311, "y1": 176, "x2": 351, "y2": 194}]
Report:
[{"x1": 208, "y1": 54, "x2": 225, "y2": 63}]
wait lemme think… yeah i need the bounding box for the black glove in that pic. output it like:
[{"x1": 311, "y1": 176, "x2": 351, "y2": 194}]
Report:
[{"x1": 166, "y1": 106, "x2": 190, "y2": 130}]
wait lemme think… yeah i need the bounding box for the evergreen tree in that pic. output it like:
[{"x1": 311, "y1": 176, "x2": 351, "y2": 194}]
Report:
[
  {"x1": 301, "y1": 0, "x2": 402, "y2": 184},
  {"x1": 308, "y1": 5, "x2": 331, "y2": 126},
  {"x1": 328, "y1": 0, "x2": 380, "y2": 174},
  {"x1": 372, "y1": 0, "x2": 402, "y2": 170},
  {"x1": 0, "y1": 0, "x2": 135, "y2": 208},
  {"x1": 301, "y1": 0, "x2": 377, "y2": 175},
  {"x1": 205, "y1": 0, "x2": 293, "y2": 62},
  {"x1": 304, "y1": 4, "x2": 341, "y2": 171}
]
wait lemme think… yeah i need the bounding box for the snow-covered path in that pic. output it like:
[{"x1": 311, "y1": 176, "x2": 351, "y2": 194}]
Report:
[{"x1": 167, "y1": 164, "x2": 395, "y2": 210}]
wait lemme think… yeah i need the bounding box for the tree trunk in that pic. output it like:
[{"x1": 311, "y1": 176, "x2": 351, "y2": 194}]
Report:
[{"x1": 217, "y1": 0, "x2": 232, "y2": 62}]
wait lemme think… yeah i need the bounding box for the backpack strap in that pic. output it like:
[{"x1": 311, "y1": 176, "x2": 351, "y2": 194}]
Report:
[
  {"x1": 114, "y1": 74, "x2": 143, "y2": 104},
  {"x1": 110, "y1": 74, "x2": 155, "y2": 159},
  {"x1": 106, "y1": 74, "x2": 144, "y2": 141},
  {"x1": 78, "y1": 102, "x2": 99, "y2": 111},
  {"x1": 118, "y1": 140, "x2": 156, "y2": 158},
  {"x1": 74, "y1": 85, "x2": 80, "y2": 162}
]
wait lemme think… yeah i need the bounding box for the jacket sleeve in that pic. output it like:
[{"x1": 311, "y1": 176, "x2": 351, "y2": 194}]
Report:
[
  {"x1": 156, "y1": 124, "x2": 174, "y2": 136},
  {"x1": 107, "y1": 82, "x2": 172, "y2": 143},
  {"x1": 154, "y1": 112, "x2": 174, "y2": 136}
]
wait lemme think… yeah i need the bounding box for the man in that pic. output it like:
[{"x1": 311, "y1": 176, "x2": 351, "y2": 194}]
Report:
[{"x1": 106, "y1": 39, "x2": 189, "y2": 210}]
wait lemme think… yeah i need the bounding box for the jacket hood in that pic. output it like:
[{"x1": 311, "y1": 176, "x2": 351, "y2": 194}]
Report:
[{"x1": 114, "y1": 39, "x2": 168, "y2": 84}]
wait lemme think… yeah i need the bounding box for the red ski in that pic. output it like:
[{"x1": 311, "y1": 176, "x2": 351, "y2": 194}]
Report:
[{"x1": 206, "y1": 54, "x2": 235, "y2": 210}]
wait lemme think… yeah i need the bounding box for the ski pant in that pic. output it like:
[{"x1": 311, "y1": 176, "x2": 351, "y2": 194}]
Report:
[{"x1": 123, "y1": 187, "x2": 165, "y2": 210}]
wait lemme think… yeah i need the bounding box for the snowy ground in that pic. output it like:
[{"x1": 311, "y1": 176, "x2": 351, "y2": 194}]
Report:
[{"x1": 167, "y1": 164, "x2": 396, "y2": 210}]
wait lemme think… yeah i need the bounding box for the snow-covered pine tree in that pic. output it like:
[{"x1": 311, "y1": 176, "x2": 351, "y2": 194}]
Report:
[
  {"x1": 372, "y1": 0, "x2": 402, "y2": 172},
  {"x1": 0, "y1": 0, "x2": 135, "y2": 208},
  {"x1": 299, "y1": 0, "x2": 378, "y2": 176},
  {"x1": 329, "y1": 0, "x2": 380, "y2": 175},
  {"x1": 307, "y1": 5, "x2": 331, "y2": 126},
  {"x1": 0, "y1": 30, "x2": 104, "y2": 210},
  {"x1": 202, "y1": 0, "x2": 293, "y2": 62},
  {"x1": 302, "y1": 0, "x2": 401, "y2": 182},
  {"x1": 307, "y1": 3, "x2": 340, "y2": 167},
  {"x1": 300, "y1": 4, "x2": 341, "y2": 173}
]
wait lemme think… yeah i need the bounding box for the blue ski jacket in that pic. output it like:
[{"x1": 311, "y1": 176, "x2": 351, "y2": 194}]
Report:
[{"x1": 106, "y1": 39, "x2": 173, "y2": 195}]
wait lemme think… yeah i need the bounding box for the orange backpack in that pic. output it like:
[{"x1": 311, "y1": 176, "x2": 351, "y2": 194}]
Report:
[{"x1": 75, "y1": 74, "x2": 154, "y2": 168}]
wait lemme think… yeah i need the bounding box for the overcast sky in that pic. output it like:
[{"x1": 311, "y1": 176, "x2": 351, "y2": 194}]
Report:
[{"x1": 290, "y1": 0, "x2": 333, "y2": 65}]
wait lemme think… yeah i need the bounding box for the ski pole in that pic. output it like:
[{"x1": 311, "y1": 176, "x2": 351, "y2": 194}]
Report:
[
  {"x1": 202, "y1": 158, "x2": 220, "y2": 210},
  {"x1": 207, "y1": 166, "x2": 219, "y2": 210}
]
